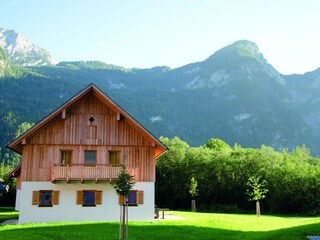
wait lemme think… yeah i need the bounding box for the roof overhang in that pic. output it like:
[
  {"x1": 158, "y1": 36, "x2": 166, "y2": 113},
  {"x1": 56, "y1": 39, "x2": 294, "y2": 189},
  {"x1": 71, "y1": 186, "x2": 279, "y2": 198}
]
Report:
[{"x1": 7, "y1": 162, "x2": 21, "y2": 178}]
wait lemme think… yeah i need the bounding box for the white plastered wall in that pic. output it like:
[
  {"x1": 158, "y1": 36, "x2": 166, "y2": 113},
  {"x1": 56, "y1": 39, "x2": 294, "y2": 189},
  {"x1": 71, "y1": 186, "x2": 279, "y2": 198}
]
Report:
[
  {"x1": 15, "y1": 189, "x2": 21, "y2": 211},
  {"x1": 18, "y1": 181, "x2": 154, "y2": 223}
]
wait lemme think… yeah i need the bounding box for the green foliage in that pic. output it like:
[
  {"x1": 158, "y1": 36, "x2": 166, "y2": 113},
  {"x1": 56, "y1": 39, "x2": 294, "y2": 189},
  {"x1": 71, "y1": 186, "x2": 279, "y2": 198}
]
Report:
[
  {"x1": 15, "y1": 122, "x2": 34, "y2": 138},
  {"x1": 156, "y1": 137, "x2": 320, "y2": 215},
  {"x1": 189, "y1": 177, "x2": 198, "y2": 199},
  {"x1": 205, "y1": 138, "x2": 232, "y2": 151},
  {"x1": 246, "y1": 176, "x2": 268, "y2": 201},
  {"x1": 0, "y1": 163, "x2": 16, "y2": 206},
  {"x1": 111, "y1": 156, "x2": 134, "y2": 198}
]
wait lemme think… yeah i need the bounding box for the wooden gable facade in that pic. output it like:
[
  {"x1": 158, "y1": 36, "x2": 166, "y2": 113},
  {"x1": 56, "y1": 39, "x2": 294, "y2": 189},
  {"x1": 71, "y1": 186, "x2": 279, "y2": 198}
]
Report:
[{"x1": 8, "y1": 84, "x2": 167, "y2": 184}]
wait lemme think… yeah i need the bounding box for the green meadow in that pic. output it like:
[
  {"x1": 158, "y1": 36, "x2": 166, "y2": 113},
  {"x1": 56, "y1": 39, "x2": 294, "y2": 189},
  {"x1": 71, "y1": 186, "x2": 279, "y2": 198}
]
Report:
[{"x1": 1, "y1": 210, "x2": 320, "y2": 240}]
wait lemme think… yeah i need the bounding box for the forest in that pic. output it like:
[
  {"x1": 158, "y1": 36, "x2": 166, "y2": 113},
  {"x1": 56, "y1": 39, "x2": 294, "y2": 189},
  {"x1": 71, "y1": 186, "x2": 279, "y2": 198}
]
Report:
[
  {"x1": 1, "y1": 135, "x2": 320, "y2": 215},
  {"x1": 156, "y1": 137, "x2": 320, "y2": 215}
]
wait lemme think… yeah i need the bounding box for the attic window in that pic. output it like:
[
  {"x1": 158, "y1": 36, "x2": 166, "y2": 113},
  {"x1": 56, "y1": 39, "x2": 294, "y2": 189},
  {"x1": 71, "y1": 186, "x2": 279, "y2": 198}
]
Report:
[{"x1": 89, "y1": 117, "x2": 95, "y2": 124}]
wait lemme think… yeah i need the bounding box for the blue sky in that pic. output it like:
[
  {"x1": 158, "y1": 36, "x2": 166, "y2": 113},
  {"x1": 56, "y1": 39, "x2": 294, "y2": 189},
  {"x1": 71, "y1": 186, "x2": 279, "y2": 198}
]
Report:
[{"x1": 2, "y1": 0, "x2": 320, "y2": 74}]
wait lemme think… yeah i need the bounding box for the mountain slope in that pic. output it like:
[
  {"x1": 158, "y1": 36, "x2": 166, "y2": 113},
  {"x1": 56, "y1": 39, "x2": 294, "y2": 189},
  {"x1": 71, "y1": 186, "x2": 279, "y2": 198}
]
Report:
[
  {"x1": 124, "y1": 40, "x2": 315, "y2": 149},
  {"x1": 0, "y1": 28, "x2": 58, "y2": 66},
  {"x1": 284, "y1": 69, "x2": 320, "y2": 138},
  {"x1": 0, "y1": 46, "x2": 26, "y2": 77},
  {"x1": 0, "y1": 40, "x2": 319, "y2": 159}
]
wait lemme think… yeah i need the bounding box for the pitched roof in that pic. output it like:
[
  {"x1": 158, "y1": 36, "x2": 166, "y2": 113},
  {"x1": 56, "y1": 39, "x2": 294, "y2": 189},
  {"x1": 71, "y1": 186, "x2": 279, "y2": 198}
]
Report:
[{"x1": 7, "y1": 84, "x2": 167, "y2": 158}]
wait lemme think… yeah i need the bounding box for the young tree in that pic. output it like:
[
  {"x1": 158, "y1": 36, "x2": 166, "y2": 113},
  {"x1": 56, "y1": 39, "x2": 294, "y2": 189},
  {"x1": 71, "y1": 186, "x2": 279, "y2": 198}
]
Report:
[
  {"x1": 111, "y1": 156, "x2": 134, "y2": 240},
  {"x1": 189, "y1": 176, "x2": 198, "y2": 212},
  {"x1": 246, "y1": 176, "x2": 268, "y2": 216}
]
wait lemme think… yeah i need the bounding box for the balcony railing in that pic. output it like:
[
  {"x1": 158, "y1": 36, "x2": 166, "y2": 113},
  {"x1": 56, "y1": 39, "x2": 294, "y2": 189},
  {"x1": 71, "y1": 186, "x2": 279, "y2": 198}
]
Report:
[{"x1": 52, "y1": 164, "x2": 122, "y2": 182}]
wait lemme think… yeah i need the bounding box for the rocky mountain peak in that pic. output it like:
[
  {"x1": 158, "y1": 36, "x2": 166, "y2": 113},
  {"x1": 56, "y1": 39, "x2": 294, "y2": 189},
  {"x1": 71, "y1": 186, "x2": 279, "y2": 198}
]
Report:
[
  {"x1": 207, "y1": 40, "x2": 266, "y2": 65},
  {"x1": 0, "y1": 27, "x2": 58, "y2": 66}
]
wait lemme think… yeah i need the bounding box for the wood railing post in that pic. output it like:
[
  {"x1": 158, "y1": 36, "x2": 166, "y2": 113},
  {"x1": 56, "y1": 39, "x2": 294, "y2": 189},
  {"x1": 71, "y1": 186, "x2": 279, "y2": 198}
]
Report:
[{"x1": 66, "y1": 164, "x2": 69, "y2": 183}]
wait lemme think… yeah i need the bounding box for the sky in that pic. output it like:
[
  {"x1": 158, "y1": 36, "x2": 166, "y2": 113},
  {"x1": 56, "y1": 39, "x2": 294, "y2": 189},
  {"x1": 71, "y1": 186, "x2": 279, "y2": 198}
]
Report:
[{"x1": 2, "y1": 0, "x2": 320, "y2": 74}]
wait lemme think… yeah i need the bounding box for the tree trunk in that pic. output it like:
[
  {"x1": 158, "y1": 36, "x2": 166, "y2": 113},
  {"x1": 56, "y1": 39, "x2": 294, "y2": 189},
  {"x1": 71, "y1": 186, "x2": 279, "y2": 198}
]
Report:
[
  {"x1": 120, "y1": 197, "x2": 127, "y2": 240},
  {"x1": 191, "y1": 199, "x2": 196, "y2": 212},
  {"x1": 256, "y1": 200, "x2": 261, "y2": 217}
]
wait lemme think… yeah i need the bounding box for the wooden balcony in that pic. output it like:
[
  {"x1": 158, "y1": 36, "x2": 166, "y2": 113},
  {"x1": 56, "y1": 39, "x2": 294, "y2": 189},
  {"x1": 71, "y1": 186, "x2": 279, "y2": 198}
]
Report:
[{"x1": 52, "y1": 164, "x2": 122, "y2": 183}]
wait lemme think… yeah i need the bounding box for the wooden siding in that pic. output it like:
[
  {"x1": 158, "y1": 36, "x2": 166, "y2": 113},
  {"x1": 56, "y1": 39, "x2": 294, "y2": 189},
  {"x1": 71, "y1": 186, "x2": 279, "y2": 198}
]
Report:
[
  {"x1": 20, "y1": 92, "x2": 157, "y2": 182},
  {"x1": 28, "y1": 93, "x2": 154, "y2": 147}
]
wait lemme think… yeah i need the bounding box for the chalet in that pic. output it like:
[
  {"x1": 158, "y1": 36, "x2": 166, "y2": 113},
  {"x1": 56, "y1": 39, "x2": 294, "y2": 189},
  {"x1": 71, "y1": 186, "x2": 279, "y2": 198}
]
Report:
[{"x1": 7, "y1": 84, "x2": 167, "y2": 223}]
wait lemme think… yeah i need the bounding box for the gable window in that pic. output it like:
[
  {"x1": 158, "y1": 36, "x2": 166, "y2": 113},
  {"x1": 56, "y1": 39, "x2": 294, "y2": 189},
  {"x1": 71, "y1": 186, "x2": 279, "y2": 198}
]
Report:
[
  {"x1": 76, "y1": 190, "x2": 102, "y2": 207},
  {"x1": 84, "y1": 150, "x2": 96, "y2": 164},
  {"x1": 32, "y1": 190, "x2": 60, "y2": 207},
  {"x1": 60, "y1": 150, "x2": 72, "y2": 165},
  {"x1": 109, "y1": 151, "x2": 120, "y2": 165}
]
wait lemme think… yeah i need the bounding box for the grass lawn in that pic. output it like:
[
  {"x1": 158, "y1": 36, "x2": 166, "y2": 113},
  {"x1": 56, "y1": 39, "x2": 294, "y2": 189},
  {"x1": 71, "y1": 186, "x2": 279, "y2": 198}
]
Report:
[
  {"x1": 0, "y1": 207, "x2": 18, "y2": 223},
  {"x1": 1, "y1": 210, "x2": 320, "y2": 240}
]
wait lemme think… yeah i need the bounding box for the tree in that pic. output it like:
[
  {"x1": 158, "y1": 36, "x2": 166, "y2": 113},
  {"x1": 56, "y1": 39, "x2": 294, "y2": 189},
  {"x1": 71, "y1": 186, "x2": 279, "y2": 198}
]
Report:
[
  {"x1": 205, "y1": 138, "x2": 232, "y2": 153},
  {"x1": 15, "y1": 122, "x2": 34, "y2": 138},
  {"x1": 189, "y1": 176, "x2": 198, "y2": 212},
  {"x1": 246, "y1": 176, "x2": 268, "y2": 216},
  {"x1": 156, "y1": 136, "x2": 190, "y2": 209},
  {"x1": 111, "y1": 156, "x2": 134, "y2": 240}
]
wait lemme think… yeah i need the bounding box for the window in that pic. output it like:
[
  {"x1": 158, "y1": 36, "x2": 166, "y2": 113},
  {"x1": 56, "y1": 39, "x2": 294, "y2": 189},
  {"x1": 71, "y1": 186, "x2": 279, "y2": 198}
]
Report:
[
  {"x1": 128, "y1": 191, "x2": 137, "y2": 206},
  {"x1": 40, "y1": 191, "x2": 52, "y2": 206},
  {"x1": 84, "y1": 151, "x2": 96, "y2": 164},
  {"x1": 109, "y1": 151, "x2": 120, "y2": 165},
  {"x1": 32, "y1": 190, "x2": 60, "y2": 207},
  {"x1": 76, "y1": 190, "x2": 102, "y2": 207},
  {"x1": 61, "y1": 150, "x2": 72, "y2": 165},
  {"x1": 83, "y1": 191, "x2": 95, "y2": 206},
  {"x1": 118, "y1": 190, "x2": 144, "y2": 206}
]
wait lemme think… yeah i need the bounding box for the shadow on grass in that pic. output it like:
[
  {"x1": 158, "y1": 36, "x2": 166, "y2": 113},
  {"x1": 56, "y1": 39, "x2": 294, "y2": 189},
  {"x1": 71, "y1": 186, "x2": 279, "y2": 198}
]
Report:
[{"x1": 1, "y1": 220, "x2": 320, "y2": 240}]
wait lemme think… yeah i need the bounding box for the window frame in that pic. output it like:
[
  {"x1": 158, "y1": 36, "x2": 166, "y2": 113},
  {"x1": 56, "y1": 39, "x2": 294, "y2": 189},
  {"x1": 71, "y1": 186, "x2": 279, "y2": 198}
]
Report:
[
  {"x1": 39, "y1": 190, "x2": 53, "y2": 207},
  {"x1": 109, "y1": 151, "x2": 120, "y2": 165},
  {"x1": 76, "y1": 190, "x2": 102, "y2": 207},
  {"x1": 127, "y1": 190, "x2": 138, "y2": 206},
  {"x1": 32, "y1": 190, "x2": 60, "y2": 207},
  {"x1": 60, "y1": 150, "x2": 72, "y2": 165},
  {"x1": 118, "y1": 190, "x2": 143, "y2": 206},
  {"x1": 83, "y1": 190, "x2": 96, "y2": 207},
  {"x1": 84, "y1": 150, "x2": 97, "y2": 165}
]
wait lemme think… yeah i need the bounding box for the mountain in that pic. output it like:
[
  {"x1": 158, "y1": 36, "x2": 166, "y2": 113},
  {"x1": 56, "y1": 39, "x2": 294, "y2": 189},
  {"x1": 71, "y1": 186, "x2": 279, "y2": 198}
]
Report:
[
  {"x1": 0, "y1": 28, "x2": 58, "y2": 66},
  {"x1": 284, "y1": 69, "x2": 320, "y2": 138},
  {"x1": 0, "y1": 46, "x2": 11, "y2": 76},
  {"x1": 0, "y1": 39, "x2": 320, "y2": 162},
  {"x1": 0, "y1": 46, "x2": 26, "y2": 77}
]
